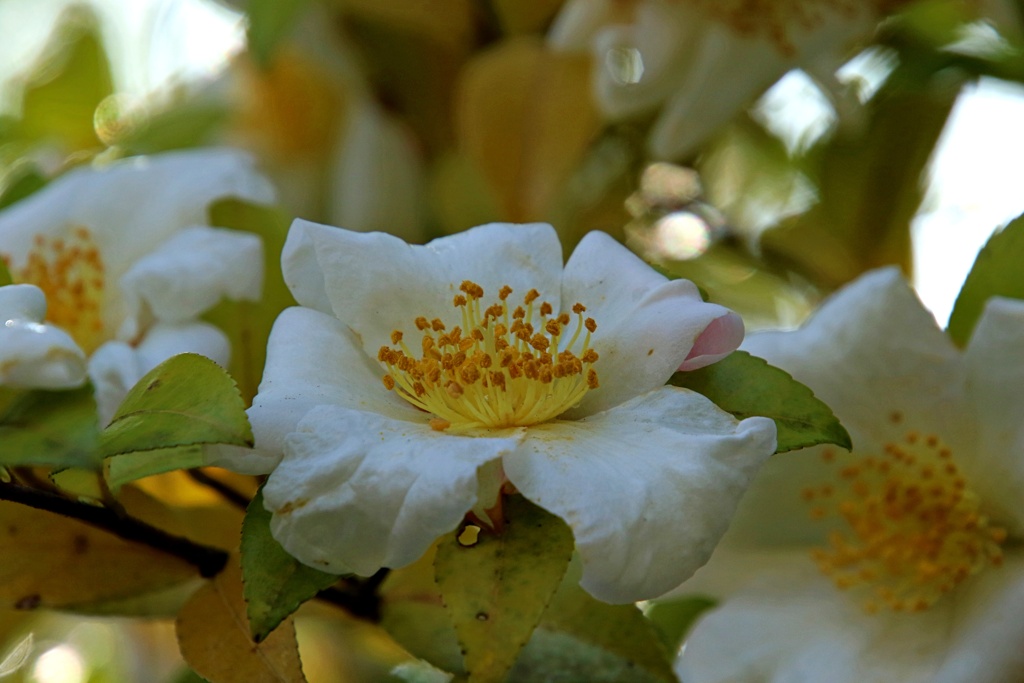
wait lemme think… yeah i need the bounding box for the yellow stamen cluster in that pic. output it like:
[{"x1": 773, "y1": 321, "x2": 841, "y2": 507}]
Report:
[
  {"x1": 804, "y1": 433, "x2": 1007, "y2": 614},
  {"x1": 379, "y1": 280, "x2": 599, "y2": 431},
  {"x1": 11, "y1": 227, "x2": 106, "y2": 354}
]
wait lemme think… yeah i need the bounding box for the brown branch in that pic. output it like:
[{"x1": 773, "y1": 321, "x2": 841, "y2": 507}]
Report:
[
  {"x1": 317, "y1": 569, "x2": 391, "y2": 621},
  {"x1": 0, "y1": 480, "x2": 228, "y2": 578},
  {"x1": 186, "y1": 468, "x2": 251, "y2": 511}
]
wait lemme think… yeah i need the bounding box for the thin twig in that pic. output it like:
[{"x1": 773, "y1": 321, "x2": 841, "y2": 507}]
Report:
[
  {"x1": 318, "y1": 569, "x2": 391, "y2": 621},
  {"x1": 186, "y1": 468, "x2": 252, "y2": 511},
  {"x1": 0, "y1": 480, "x2": 228, "y2": 577}
]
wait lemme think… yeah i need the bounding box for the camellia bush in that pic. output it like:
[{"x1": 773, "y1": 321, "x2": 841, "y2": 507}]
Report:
[{"x1": 1, "y1": 1, "x2": 1023, "y2": 682}]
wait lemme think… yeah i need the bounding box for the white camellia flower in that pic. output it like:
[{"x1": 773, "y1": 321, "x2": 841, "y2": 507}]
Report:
[
  {"x1": 0, "y1": 148, "x2": 275, "y2": 422},
  {"x1": 549, "y1": 0, "x2": 902, "y2": 158},
  {"x1": 210, "y1": 220, "x2": 777, "y2": 603},
  {"x1": 0, "y1": 283, "x2": 86, "y2": 389},
  {"x1": 675, "y1": 268, "x2": 1024, "y2": 683}
]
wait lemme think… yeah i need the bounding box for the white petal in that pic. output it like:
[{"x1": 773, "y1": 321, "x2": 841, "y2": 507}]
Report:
[
  {"x1": 742, "y1": 268, "x2": 962, "y2": 450},
  {"x1": 206, "y1": 306, "x2": 420, "y2": 474},
  {"x1": 642, "y1": 5, "x2": 876, "y2": 159},
  {"x1": 961, "y1": 296, "x2": 1024, "y2": 533},
  {"x1": 282, "y1": 220, "x2": 564, "y2": 352},
  {"x1": 647, "y1": 24, "x2": 789, "y2": 159},
  {"x1": 327, "y1": 101, "x2": 425, "y2": 242},
  {"x1": 88, "y1": 341, "x2": 144, "y2": 427},
  {"x1": 592, "y1": 2, "x2": 704, "y2": 120},
  {"x1": 0, "y1": 285, "x2": 86, "y2": 390},
  {"x1": 89, "y1": 322, "x2": 230, "y2": 426},
  {"x1": 547, "y1": 0, "x2": 616, "y2": 52},
  {"x1": 264, "y1": 404, "x2": 522, "y2": 575},
  {"x1": 561, "y1": 231, "x2": 740, "y2": 416},
  {"x1": 504, "y1": 386, "x2": 775, "y2": 603},
  {"x1": 118, "y1": 226, "x2": 264, "y2": 339},
  {"x1": 0, "y1": 283, "x2": 46, "y2": 320},
  {"x1": 933, "y1": 554, "x2": 1024, "y2": 683},
  {"x1": 678, "y1": 564, "x2": 947, "y2": 683},
  {"x1": 0, "y1": 148, "x2": 274, "y2": 331}
]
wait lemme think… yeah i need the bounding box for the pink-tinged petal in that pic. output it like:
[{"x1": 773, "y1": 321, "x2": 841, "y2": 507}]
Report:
[
  {"x1": 561, "y1": 231, "x2": 739, "y2": 416},
  {"x1": 264, "y1": 404, "x2": 522, "y2": 575},
  {"x1": 678, "y1": 311, "x2": 744, "y2": 371},
  {"x1": 678, "y1": 563, "x2": 948, "y2": 683},
  {"x1": 504, "y1": 386, "x2": 775, "y2": 603},
  {"x1": 282, "y1": 220, "x2": 564, "y2": 353},
  {"x1": 961, "y1": 296, "x2": 1024, "y2": 534},
  {"x1": 206, "y1": 306, "x2": 421, "y2": 474},
  {"x1": 118, "y1": 226, "x2": 263, "y2": 340},
  {"x1": 0, "y1": 284, "x2": 86, "y2": 389}
]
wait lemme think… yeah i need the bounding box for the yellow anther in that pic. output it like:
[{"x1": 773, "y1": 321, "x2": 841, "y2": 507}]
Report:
[
  {"x1": 10, "y1": 227, "x2": 107, "y2": 353},
  {"x1": 806, "y1": 431, "x2": 1006, "y2": 614},
  {"x1": 391, "y1": 330, "x2": 403, "y2": 344},
  {"x1": 377, "y1": 281, "x2": 602, "y2": 429}
]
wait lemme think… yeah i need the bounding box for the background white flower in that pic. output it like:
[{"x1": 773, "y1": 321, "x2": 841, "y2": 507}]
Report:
[
  {"x1": 211, "y1": 220, "x2": 777, "y2": 603},
  {"x1": 675, "y1": 268, "x2": 1024, "y2": 683},
  {"x1": 550, "y1": 0, "x2": 897, "y2": 159},
  {"x1": 0, "y1": 148, "x2": 275, "y2": 422},
  {"x1": 0, "y1": 283, "x2": 86, "y2": 389}
]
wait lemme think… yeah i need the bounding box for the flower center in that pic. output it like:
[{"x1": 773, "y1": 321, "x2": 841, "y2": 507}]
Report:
[
  {"x1": 378, "y1": 280, "x2": 599, "y2": 431},
  {"x1": 804, "y1": 431, "x2": 1007, "y2": 613},
  {"x1": 8, "y1": 227, "x2": 106, "y2": 354}
]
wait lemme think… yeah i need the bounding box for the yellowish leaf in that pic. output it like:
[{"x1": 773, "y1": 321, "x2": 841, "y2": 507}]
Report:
[
  {"x1": 177, "y1": 558, "x2": 306, "y2": 683},
  {"x1": 455, "y1": 37, "x2": 601, "y2": 222},
  {"x1": 0, "y1": 502, "x2": 195, "y2": 609},
  {"x1": 491, "y1": 0, "x2": 565, "y2": 34}
]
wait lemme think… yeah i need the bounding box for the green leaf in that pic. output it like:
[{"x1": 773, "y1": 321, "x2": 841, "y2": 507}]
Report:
[
  {"x1": 947, "y1": 213, "x2": 1024, "y2": 346},
  {"x1": 241, "y1": 487, "x2": 341, "y2": 642},
  {"x1": 434, "y1": 495, "x2": 574, "y2": 683},
  {"x1": 0, "y1": 165, "x2": 47, "y2": 211},
  {"x1": 0, "y1": 259, "x2": 12, "y2": 287},
  {"x1": 0, "y1": 385, "x2": 99, "y2": 467},
  {"x1": 671, "y1": 351, "x2": 851, "y2": 454},
  {"x1": 246, "y1": 0, "x2": 312, "y2": 68},
  {"x1": 380, "y1": 548, "x2": 465, "y2": 675},
  {"x1": 644, "y1": 596, "x2": 716, "y2": 652},
  {"x1": 537, "y1": 558, "x2": 677, "y2": 683},
  {"x1": 17, "y1": 6, "x2": 113, "y2": 151},
  {"x1": 205, "y1": 199, "x2": 297, "y2": 404},
  {"x1": 98, "y1": 354, "x2": 253, "y2": 457},
  {"x1": 509, "y1": 629, "x2": 667, "y2": 683},
  {"x1": 106, "y1": 445, "x2": 205, "y2": 488}
]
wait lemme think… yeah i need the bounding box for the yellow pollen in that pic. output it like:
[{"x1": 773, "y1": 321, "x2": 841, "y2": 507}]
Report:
[
  {"x1": 8, "y1": 227, "x2": 106, "y2": 354},
  {"x1": 377, "y1": 281, "x2": 600, "y2": 430},
  {"x1": 806, "y1": 431, "x2": 1006, "y2": 614}
]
